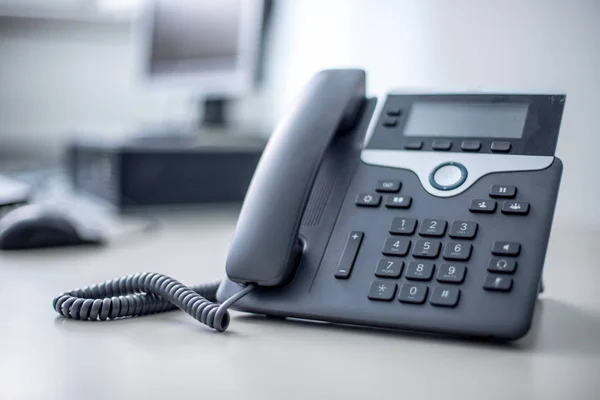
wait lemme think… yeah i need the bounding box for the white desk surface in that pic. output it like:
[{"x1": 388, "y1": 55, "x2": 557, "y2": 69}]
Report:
[{"x1": 0, "y1": 206, "x2": 599, "y2": 400}]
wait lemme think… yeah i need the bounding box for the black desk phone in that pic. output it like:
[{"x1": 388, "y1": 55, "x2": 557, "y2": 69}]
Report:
[{"x1": 54, "y1": 69, "x2": 565, "y2": 341}]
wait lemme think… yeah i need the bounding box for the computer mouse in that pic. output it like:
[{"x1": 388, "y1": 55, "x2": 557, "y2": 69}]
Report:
[{"x1": 0, "y1": 204, "x2": 105, "y2": 250}]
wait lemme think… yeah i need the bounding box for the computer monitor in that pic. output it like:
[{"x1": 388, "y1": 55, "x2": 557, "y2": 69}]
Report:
[{"x1": 138, "y1": 0, "x2": 269, "y2": 128}]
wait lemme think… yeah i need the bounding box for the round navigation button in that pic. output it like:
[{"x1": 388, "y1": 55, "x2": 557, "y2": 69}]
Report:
[{"x1": 429, "y1": 162, "x2": 468, "y2": 191}]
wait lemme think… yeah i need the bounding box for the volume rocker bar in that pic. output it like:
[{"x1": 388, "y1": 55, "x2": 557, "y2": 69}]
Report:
[{"x1": 335, "y1": 231, "x2": 364, "y2": 279}]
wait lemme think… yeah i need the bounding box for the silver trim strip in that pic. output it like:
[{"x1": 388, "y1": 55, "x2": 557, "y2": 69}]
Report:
[{"x1": 360, "y1": 150, "x2": 554, "y2": 197}]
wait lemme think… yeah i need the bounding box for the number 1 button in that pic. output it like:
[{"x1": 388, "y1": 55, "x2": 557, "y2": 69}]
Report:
[{"x1": 389, "y1": 217, "x2": 417, "y2": 235}]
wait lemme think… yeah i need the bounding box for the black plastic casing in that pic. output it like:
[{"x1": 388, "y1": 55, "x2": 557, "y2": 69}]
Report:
[{"x1": 218, "y1": 85, "x2": 565, "y2": 341}]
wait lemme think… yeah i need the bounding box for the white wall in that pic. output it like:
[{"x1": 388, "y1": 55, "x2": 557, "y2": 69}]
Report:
[
  {"x1": 0, "y1": 18, "x2": 195, "y2": 159},
  {"x1": 1, "y1": 0, "x2": 599, "y2": 226}
]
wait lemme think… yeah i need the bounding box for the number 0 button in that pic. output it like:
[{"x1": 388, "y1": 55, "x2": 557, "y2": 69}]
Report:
[
  {"x1": 398, "y1": 283, "x2": 428, "y2": 304},
  {"x1": 443, "y1": 241, "x2": 472, "y2": 261}
]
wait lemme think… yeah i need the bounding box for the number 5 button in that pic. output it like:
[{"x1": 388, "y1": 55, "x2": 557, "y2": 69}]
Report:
[
  {"x1": 449, "y1": 221, "x2": 478, "y2": 239},
  {"x1": 443, "y1": 241, "x2": 472, "y2": 261}
]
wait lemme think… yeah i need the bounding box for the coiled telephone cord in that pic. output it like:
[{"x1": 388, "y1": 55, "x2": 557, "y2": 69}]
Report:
[{"x1": 52, "y1": 272, "x2": 254, "y2": 332}]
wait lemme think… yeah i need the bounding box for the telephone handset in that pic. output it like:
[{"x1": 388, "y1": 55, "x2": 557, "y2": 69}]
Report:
[
  {"x1": 226, "y1": 69, "x2": 366, "y2": 286},
  {"x1": 54, "y1": 69, "x2": 566, "y2": 340},
  {"x1": 53, "y1": 69, "x2": 368, "y2": 331}
]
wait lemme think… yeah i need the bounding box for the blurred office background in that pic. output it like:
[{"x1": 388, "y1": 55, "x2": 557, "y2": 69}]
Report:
[{"x1": 0, "y1": 0, "x2": 599, "y2": 226}]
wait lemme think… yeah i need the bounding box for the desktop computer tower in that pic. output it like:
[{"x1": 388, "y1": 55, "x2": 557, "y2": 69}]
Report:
[{"x1": 66, "y1": 134, "x2": 265, "y2": 211}]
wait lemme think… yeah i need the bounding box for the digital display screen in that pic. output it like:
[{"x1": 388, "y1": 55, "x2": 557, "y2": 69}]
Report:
[{"x1": 403, "y1": 101, "x2": 529, "y2": 138}]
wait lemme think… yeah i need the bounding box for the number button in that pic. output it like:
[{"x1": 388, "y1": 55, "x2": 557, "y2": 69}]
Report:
[
  {"x1": 398, "y1": 283, "x2": 428, "y2": 304},
  {"x1": 356, "y1": 193, "x2": 381, "y2": 207},
  {"x1": 443, "y1": 241, "x2": 473, "y2": 261},
  {"x1": 430, "y1": 287, "x2": 461, "y2": 307},
  {"x1": 375, "y1": 259, "x2": 404, "y2": 278},
  {"x1": 376, "y1": 180, "x2": 401, "y2": 193},
  {"x1": 436, "y1": 263, "x2": 466, "y2": 283},
  {"x1": 418, "y1": 219, "x2": 447, "y2": 237},
  {"x1": 382, "y1": 238, "x2": 411, "y2": 256},
  {"x1": 412, "y1": 240, "x2": 441, "y2": 259},
  {"x1": 368, "y1": 280, "x2": 398, "y2": 301},
  {"x1": 449, "y1": 221, "x2": 478, "y2": 239},
  {"x1": 405, "y1": 261, "x2": 435, "y2": 281},
  {"x1": 389, "y1": 217, "x2": 417, "y2": 235}
]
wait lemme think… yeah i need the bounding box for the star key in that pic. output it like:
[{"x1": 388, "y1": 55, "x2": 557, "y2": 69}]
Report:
[{"x1": 368, "y1": 280, "x2": 397, "y2": 301}]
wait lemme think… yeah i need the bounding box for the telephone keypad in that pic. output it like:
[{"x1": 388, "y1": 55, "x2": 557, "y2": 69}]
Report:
[
  {"x1": 356, "y1": 175, "x2": 533, "y2": 318},
  {"x1": 405, "y1": 261, "x2": 435, "y2": 281},
  {"x1": 368, "y1": 281, "x2": 397, "y2": 301},
  {"x1": 442, "y1": 242, "x2": 472, "y2": 261},
  {"x1": 412, "y1": 240, "x2": 441, "y2": 259},
  {"x1": 382, "y1": 238, "x2": 411, "y2": 256},
  {"x1": 398, "y1": 283, "x2": 428, "y2": 304},
  {"x1": 389, "y1": 217, "x2": 417, "y2": 235},
  {"x1": 418, "y1": 219, "x2": 447, "y2": 237},
  {"x1": 430, "y1": 287, "x2": 461, "y2": 307},
  {"x1": 384, "y1": 195, "x2": 412, "y2": 209},
  {"x1": 436, "y1": 264, "x2": 466, "y2": 283},
  {"x1": 448, "y1": 221, "x2": 478, "y2": 239},
  {"x1": 375, "y1": 259, "x2": 404, "y2": 278},
  {"x1": 356, "y1": 193, "x2": 381, "y2": 207}
]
